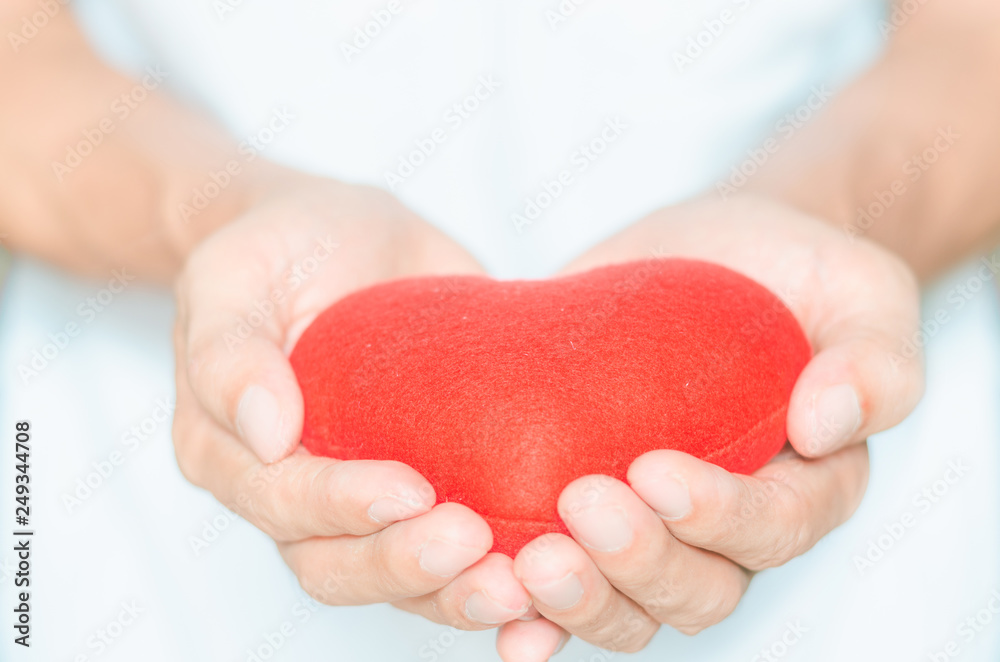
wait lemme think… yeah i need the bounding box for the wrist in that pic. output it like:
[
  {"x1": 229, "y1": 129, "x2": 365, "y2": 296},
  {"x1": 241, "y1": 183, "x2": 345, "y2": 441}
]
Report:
[{"x1": 738, "y1": 160, "x2": 858, "y2": 236}]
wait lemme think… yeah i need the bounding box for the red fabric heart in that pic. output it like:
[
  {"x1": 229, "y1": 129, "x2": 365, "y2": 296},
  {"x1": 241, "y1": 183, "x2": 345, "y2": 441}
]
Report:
[{"x1": 290, "y1": 259, "x2": 811, "y2": 556}]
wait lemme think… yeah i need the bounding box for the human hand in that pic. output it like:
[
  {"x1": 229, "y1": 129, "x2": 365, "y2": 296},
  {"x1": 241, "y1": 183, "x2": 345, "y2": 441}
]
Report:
[
  {"x1": 172, "y1": 178, "x2": 536, "y2": 632},
  {"x1": 495, "y1": 195, "x2": 924, "y2": 658}
]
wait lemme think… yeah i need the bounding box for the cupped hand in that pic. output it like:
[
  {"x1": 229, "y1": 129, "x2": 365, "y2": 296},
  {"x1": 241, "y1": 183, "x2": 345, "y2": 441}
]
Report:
[
  {"x1": 496, "y1": 195, "x2": 924, "y2": 659},
  {"x1": 172, "y1": 178, "x2": 533, "y2": 631}
]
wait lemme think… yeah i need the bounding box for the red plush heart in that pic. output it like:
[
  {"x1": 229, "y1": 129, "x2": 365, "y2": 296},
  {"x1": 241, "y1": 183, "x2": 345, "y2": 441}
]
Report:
[{"x1": 290, "y1": 259, "x2": 811, "y2": 556}]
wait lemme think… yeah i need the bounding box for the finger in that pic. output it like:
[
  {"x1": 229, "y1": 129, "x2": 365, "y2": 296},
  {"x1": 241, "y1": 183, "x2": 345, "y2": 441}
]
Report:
[
  {"x1": 496, "y1": 618, "x2": 569, "y2": 662},
  {"x1": 279, "y1": 502, "x2": 493, "y2": 605},
  {"x1": 788, "y1": 242, "x2": 924, "y2": 456},
  {"x1": 558, "y1": 475, "x2": 749, "y2": 634},
  {"x1": 392, "y1": 553, "x2": 531, "y2": 629},
  {"x1": 628, "y1": 446, "x2": 869, "y2": 571},
  {"x1": 173, "y1": 370, "x2": 436, "y2": 540},
  {"x1": 513, "y1": 534, "x2": 659, "y2": 653},
  {"x1": 175, "y1": 262, "x2": 304, "y2": 463}
]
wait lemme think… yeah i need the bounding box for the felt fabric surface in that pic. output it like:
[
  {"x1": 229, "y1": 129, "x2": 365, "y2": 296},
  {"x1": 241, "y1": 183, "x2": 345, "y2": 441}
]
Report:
[{"x1": 290, "y1": 259, "x2": 812, "y2": 556}]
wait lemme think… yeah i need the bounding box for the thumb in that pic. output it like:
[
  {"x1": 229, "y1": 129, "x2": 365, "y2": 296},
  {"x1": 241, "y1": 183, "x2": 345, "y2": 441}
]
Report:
[{"x1": 175, "y1": 257, "x2": 303, "y2": 464}]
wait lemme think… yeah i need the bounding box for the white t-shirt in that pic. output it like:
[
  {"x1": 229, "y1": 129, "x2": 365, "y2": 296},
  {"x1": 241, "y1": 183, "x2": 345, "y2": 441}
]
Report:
[{"x1": 2, "y1": 1, "x2": 998, "y2": 660}]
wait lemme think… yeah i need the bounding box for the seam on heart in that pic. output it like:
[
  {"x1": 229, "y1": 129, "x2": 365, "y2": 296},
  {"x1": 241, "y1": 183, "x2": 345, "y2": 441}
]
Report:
[
  {"x1": 308, "y1": 404, "x2": 789, "y2": 527},
  {"x1": 701, "y1": 404, "x2": 789, "y2": 465},
  {"x1": 309, "y1": 405, "x2": 790, "y2": 472},
  {"x1": 310, "y1": 406, "x2": 789, "y2": 462},
  {"x1": 472, "y1": 513, "x2": 560, "y2": 524}
]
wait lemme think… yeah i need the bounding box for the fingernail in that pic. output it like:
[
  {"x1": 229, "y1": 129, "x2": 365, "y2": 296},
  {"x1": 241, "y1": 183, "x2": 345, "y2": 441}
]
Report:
[
  {"x1": 810, "y1": 384, "x2": 862, "y2": 454},
  {"x1": 419, "y1": 538, "x2": 484, "y2": 578},
  {"x1": 465, "y1": 591, "x2": 529, "y2": 625},
  {"x1": 368, "y1": 493, "x2": 430, "y2": 523},
  {"x1": 555, "y1": 631, "x2": 571, "y2": 654},
  {"x1": 236, "y1": 385, "x2": 290, "y2": 463},
  {"x1": 518, "y1": 605, "x2": 542, "y2": 621},
  {"x1": 565, "y1": 506, "x2": 633, "y2": 553},
  {"x1": 523, "y1": 572, "x2": 584, "y2": 610},
  {"x1": 640, "y1": 474, "x2": 691, "y2": 521}
]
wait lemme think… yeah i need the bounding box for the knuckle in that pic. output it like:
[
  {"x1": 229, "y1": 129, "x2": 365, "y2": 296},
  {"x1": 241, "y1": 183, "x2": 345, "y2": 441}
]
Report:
[
  {"x1": 313, "y1": 463, "x2": 372, "y2": 535},
  {"x1": 750, "y1": 537, "x2": 795, "y2": 570},
  {"x1": 184, "y1": 333, "x2": 220, "y2": 378},
  {"x1": 369, "y1": 533, "x2": 422, "y2": 598},
  {"x1": 574, "y1": 597, "x2": 616, "y2": 634},
  {"x1": 185, "y1": 341, "x2": 242, "y2": 418},
  {"x1": 231, "y1": 463, "x2": 291, "y2": 540},
  {"x1": 727, "y1": 477, "x2": 813, "y2": 570},
  {"x1": 297, "y1": 563, "x2": 349, "y2": 606},
  {"x1": 278, "y1": 462, "x2": 321, "y2": 512},
  {"x1": 574, "y1": 600, "x2": 638, "y2": 648},
  {"x1": 744, "y1": 516, "x2": 811, "y2": 570},
  {"x1": 673, "y1": 580, "x2": 743, "y2": 634},
  {"x1": 297, "y1": 571, "x2": 328, "y2": 605},
  {"x1": 600, "y1": 606, "x2": 656, "y2": 653},
  {"x1": 723, "y1": 478, "x2": 781, "y2": 541},
  {"x1": 639, "y1": 576, "x2": 683, "y2": 621}
]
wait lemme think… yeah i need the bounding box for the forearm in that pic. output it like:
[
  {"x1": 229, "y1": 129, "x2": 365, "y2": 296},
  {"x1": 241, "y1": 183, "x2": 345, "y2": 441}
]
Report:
[
  {"x1": 0, "y1": 3, "x2": 298, "y2": 283},
  {"x1": 745, "y1": 0, "x2": 1000, "y2": 280}
]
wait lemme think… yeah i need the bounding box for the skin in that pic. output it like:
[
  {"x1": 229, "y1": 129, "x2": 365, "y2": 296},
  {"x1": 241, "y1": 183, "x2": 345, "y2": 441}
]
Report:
[{"x1": 1, "y1": 1, "x2": 999, "y2": 661}]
